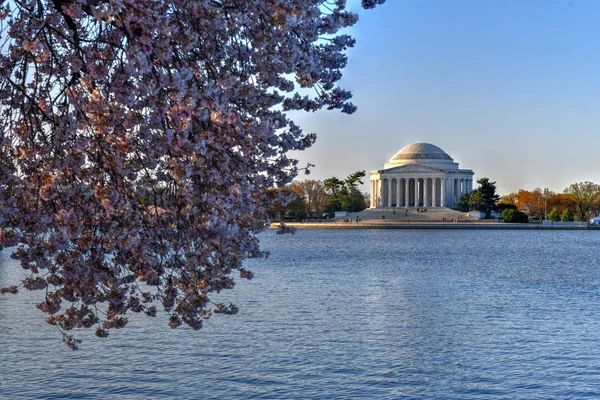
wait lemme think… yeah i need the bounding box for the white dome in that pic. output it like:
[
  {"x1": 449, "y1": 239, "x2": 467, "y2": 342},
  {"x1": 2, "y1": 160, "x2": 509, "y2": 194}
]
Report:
[{"x1": 390, "y1": 143, "x2": 453, "y2": 162}]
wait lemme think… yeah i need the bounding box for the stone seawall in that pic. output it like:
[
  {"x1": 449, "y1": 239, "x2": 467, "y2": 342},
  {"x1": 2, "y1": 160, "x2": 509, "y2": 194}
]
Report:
[{"x1": 271, "y1": 222, "x2": 592, "y2": 230}]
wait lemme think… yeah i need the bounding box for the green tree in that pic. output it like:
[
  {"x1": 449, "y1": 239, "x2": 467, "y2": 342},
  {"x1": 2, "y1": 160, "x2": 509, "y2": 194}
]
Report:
[
  {"x1": 324, "y1": 171, "x2": 367, "y2": 213},
  {"x1": 457, "y1": 193, "x2": 471, "y2": 212},
  {"x1": 345, "y1": 171, "x2": 366, "y2": 191},
  {"x1": 324, "y1": 177, "x2": 345, "y2": 212},
  {"x1": 476, "y1": 178, "x2": 500, "y2": 218},
  {"x1": 547, "y1": 207, "x2": 560, "y2": 222},
  {"x1": 343, "y1": 171, "x2": 367, "y2": 212},
  {"x1": 564, "y1": 182, "x2": 600, "y2": 221},
  {"x1": 561, "y1": 209, "x2": 574, "y2": 222},
  {"x1": 341, "y1": 190, "x2": 366, "y2": 212},
  {"x1": 468, "y1": 190, "x2": 484, "y2": 213},
  {"x1": 502, "y1": 208, "x2": 528, "y2": 223}
]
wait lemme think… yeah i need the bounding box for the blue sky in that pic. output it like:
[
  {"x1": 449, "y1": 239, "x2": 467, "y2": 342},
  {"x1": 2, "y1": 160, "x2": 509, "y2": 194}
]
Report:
[{"x1": 290, "y1": 0, "x2": 600, "y2": 196}]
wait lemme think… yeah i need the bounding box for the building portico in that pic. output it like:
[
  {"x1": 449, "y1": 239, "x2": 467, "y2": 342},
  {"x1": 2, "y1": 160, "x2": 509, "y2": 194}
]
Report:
[{"x1": 370, "y1": 143, "x2": 474, "y2": 208}]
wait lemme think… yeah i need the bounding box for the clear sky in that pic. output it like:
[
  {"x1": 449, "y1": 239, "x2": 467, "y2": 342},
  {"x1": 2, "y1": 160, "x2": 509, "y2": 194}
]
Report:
[{"x1": 290, "y1": 0, "x2": 600, "y2": 196}]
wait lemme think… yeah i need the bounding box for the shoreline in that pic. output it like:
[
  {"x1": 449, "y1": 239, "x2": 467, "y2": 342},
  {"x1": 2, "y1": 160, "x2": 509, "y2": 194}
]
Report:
[{"x1": 271, "y1": 221, "x2": 597, "y2": 230}]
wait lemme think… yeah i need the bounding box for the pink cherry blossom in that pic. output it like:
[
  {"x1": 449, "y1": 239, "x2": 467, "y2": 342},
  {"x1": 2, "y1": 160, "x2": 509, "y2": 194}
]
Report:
[{"x1": 0, "y1": 0, "x2": 384, "y2": 349}]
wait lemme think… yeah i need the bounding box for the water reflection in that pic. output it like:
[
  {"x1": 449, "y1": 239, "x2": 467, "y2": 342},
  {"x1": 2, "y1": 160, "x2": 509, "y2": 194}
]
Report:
[{"x1": 2, "y1": 229, "x2": 600, "y2": 399}]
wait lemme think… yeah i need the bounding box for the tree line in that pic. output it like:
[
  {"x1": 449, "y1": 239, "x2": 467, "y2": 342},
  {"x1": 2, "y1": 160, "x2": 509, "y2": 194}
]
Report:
[
  {"x1": 500, "y1": 182, "x2": 600, "y2": 222},
  {"x1": 458, "y1": 179, "x2": 600, "y2": 222},
  {"x1": 272, "y1": 176, "x2": 600, "y2": 223},
  {"x1": 267, "y1": 171, "x2": 368, "y2": 221}
]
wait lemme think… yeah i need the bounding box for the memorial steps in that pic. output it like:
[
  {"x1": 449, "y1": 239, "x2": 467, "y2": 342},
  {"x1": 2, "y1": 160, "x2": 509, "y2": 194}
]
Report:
[{"x1": 347, "y1": 207, "x2": 469, "y2": 223}]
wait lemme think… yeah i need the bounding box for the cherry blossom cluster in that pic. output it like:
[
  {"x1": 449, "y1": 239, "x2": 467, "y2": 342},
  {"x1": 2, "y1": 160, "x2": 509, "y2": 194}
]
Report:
[{"x1": 0, "y1": 0, "x2": 384, "y2": 348}]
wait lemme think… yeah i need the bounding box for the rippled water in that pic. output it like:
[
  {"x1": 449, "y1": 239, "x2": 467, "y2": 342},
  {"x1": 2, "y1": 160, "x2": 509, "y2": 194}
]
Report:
[{"x1": 2, "y1": 229, "x2": 600, "y2": 399}]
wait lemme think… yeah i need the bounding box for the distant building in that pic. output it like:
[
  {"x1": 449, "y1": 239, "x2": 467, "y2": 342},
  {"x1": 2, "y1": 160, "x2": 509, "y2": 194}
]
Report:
[{"x1": 370, "y1": 143, "x2": 474, "y2": 208}]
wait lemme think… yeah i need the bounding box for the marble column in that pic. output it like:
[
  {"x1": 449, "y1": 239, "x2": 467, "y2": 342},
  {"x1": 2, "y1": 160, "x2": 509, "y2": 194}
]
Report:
[
  {"x1": 456, "y1": 178, "x2": 460, "y2": 204},
  {"x1": 372, "y1": 180, "x2": 376, "y2": 208},
  {"x1": 405, "y1": 178, "x2": 410, "y2": 207},
  {"x1": 373, "y1": 180, "x2": 377, "y2": 208},
  {"x1": 430, "y1": 178, "x2": 434, "y2": 206},
  {"x1": 373, "y1": 180, "x2": 376, "y2": 208},
  {"x1": 453, "y1": 178, "x2": 457, "y2": 205},
  {"x1": 373, "y1": 179, "x2": 377, "y2": 208},
  {"x1": 441, "y1": 178, "x2": 446, "y2": 207},
  {"x1": 423, "y1": 178, "x2": 429, "y2": 207},
  {"x1": 396, "y1": 178, "x2": 401, "y2": 207},
  {"x1": 416, "y1": 178, "x2": 420, "y2": 206},
  {"x1": 432, "y1": 178, "x2": 437, "y2": 207},
  {"x1": 415, "y1": 179, "x2": 419, "y2": 206}
]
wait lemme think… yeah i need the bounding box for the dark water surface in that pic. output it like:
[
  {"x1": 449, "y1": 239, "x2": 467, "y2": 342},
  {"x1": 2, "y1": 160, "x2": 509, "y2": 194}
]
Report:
[{"x1": 2, "y1": 229, "x2": 600, "y2": 399}]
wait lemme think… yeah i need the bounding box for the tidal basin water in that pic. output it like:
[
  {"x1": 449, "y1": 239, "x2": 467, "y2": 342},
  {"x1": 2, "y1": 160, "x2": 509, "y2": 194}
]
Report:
[{"x1": 2, "y1": 229, "x2": 600, "y2": 399}]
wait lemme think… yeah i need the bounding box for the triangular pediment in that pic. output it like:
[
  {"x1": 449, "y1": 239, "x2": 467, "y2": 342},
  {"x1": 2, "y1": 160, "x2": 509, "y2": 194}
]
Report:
[{"x1": 381, "y1": 164, "x2": 445, "y2": 174}]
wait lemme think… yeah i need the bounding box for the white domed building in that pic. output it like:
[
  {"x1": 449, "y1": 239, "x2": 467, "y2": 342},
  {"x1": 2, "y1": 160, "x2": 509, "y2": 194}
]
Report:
[{"x1": 370, "y1": 143, "x2": 474, "y2": 208}]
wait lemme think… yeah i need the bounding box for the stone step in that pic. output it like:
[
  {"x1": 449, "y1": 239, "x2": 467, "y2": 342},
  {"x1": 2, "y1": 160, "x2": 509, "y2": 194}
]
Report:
[{"x1": 342, "y1": 207, "x2": 470, "y2": 222}]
